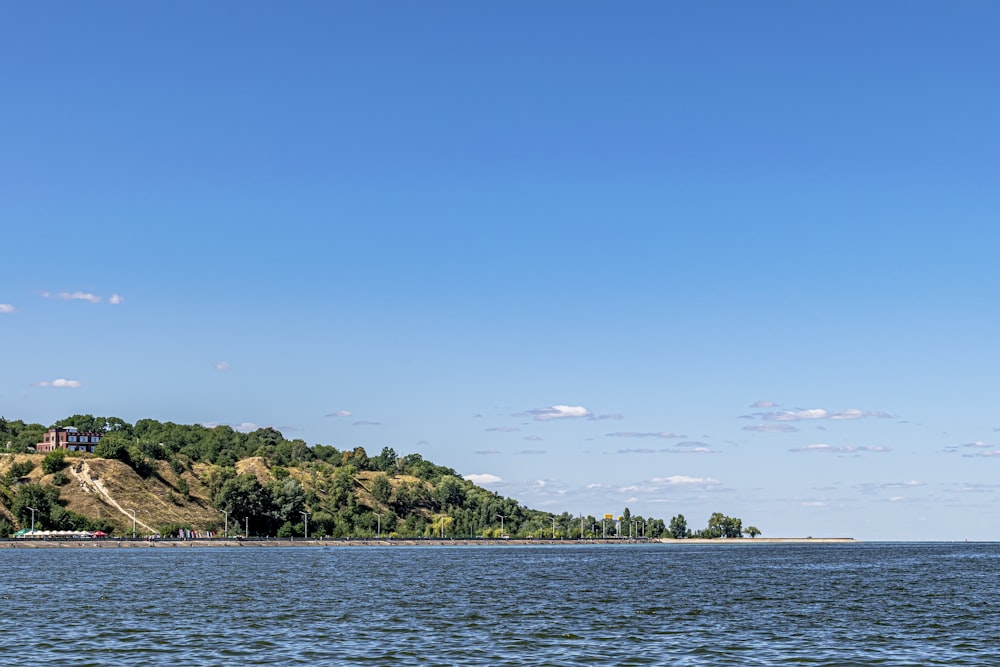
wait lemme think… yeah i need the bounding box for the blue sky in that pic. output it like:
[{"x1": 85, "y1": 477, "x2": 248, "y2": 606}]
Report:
[{"x1": 3, "y1": 2, "x2": 999, "y2": 540}]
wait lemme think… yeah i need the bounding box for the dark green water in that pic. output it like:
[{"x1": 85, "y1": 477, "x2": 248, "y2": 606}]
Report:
[{"x1": 1, "y1": 543, "x2": 997, "y2": 665}]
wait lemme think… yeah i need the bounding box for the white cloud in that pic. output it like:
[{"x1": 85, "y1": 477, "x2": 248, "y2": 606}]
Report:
[
  {"x1": 464, "y1": 473, "x2": 502, "y2": 486},
  {"x1": 523, "y1": 435, "x2": 544, "y2": 441},
  {"x1": 521, "y1": 405, "x2": 592, "y2": 421},
  {"x1": 750, "y1": 400, "x2": 779, "y2": 408},
  {"x1": 486, "y1": 426, "x2": 520, "y2": 432},
  {"x1": 34, "y1": 378, "x2": 82, "y2": 388},
  {"x1": 325, "y1": 410, "x2": 352, "y2": 418},
  {"x1": 214, "y1": 361, "x2": 230, "y2": 371},
  {"x1": 352, "y1": 421, "x2": 382, "y2": 426},
  {"x1": 109, "y1": 293, "x2": 124, "y2": 305},
  {"x1": 0, "y1": 304, "x2": 14, "y2": 314}
]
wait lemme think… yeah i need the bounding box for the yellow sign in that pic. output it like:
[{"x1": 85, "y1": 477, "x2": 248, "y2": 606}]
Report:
[{"x1": 603, "y1": 514, "x2": 613, "y2": 520}]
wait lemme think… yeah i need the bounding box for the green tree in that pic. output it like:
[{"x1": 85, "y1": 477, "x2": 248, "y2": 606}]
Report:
[
  {"x1": 12, "y1": 483, "x2": 61, "y2": 529},
  {"x1": 214, "y1": 473, "x2": 275, "y2": 535},
  {"x1": 371, "y1": 473, "x2": 392, "y2": 506},
  {"x1": 434, "y1": 476, "x2": 466, "y2": 509},
  {"x1": 744, "y1": 525, "x2": 761, "y2": 538},
  {"x1": 271, "y1": 478, "x2": 306, "y2": 524},
  {"x1": 668, "y1": 514, "x2": 689, "y2": 539},
  {"x1": 707, "y1": 512, "x2": 743, "y2": 538},
  {"x1": 94, "y1": 432, "x2": 133, "y2": 465}
]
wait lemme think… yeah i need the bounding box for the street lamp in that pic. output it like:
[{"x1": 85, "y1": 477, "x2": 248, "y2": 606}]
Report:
[
  {"x1": 131, "y1": 509, "x2": 137, "y2": 539},
  {"x1": 301, "y1": 511, "x2": 309, "y2": 540},
  {"x1": 27, "y1": 506, "x2": 37, "y2": 533},
  {"x1": 223, "y1": 510, "x2": 229, "y2": 539},
  {"x1": 497, "y1": 514, "x2": 506, "y2": 538}
]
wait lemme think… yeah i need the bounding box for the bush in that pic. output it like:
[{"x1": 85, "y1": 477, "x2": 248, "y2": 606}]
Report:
[
  {"x1": 51, "y1": 471, "x2": 69, "y2": 486},
  {"x1": 9, "y1": 460, "x2": 35, "y2": 478},
  {"x1": 42, "y1": 450, "x2": 67, "y2": 474},
  {"x1": 169, "y1": 458, "x2": 184, "y2": 476}
]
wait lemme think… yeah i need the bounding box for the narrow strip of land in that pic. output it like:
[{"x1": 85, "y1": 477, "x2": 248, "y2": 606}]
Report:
[{"x1": 0, "y1": 537, "x2": 858, "y2": 549}]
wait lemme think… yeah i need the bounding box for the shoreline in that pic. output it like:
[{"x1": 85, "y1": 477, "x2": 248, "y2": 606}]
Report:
[{"x1": 0, "y1": 537, "x2": 859, "y2": 549}]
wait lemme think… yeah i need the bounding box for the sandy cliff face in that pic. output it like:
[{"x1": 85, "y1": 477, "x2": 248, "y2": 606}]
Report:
[{"x1": 2, "y1": 454, "x2": 222, "y2": 535}]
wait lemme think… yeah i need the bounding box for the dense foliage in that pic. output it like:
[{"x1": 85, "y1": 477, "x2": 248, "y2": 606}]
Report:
[{"x1": 1, "y1": 414, "x2": 757, "y2": 539}]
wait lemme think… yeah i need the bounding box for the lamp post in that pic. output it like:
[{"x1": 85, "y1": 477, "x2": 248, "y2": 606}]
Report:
[
  {"x1": 131, "y1": 509, "x2": 137, "y2": 539},
  {"x1": 552, "y1": 517, "x2": 557, "y2": 539},
  {"x1": 223, "y1": 510, "x2": 229, "y2": 539},
  {"x1": 301, "y1": 511, "x2": 309, "y2": 540},
  {"x1": 497, "y1": 514, "x2": 506, "y2": 538},
  {"x1": 245, "y1": 516, "x2": 249, "y2": 539},
  {"x1": 27, "y1": 506, "x2": 37, "y2": 533}
]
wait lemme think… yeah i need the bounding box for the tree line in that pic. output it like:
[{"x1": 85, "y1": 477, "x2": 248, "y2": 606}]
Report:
[{"x1": 1, "y1": 414, "x2": 759, "y2": 539}]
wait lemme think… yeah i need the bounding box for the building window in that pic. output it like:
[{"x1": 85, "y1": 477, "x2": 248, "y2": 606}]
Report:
[
  {"x1": 91, "y1": 436, "x2": 100, "y2": 443},
  {"x1": 68, "y1": 436, "x2": 77, "y2": 443}
]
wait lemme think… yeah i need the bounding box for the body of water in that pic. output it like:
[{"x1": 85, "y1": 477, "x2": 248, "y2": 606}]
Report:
[{"x1": 1, "y1": 542, "x2": 997, "y2": 665}]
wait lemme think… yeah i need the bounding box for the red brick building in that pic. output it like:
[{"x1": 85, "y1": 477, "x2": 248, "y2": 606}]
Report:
[{"x1": 35, "y1": 427, "x2": 102, "y2": 453}]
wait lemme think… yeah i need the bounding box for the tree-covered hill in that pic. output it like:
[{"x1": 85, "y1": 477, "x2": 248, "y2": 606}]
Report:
[{"x1": 1, "y1": 415, "x2": 755, "y2": 539}]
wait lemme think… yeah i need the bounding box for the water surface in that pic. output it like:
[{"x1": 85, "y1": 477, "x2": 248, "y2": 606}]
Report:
[{"x1": 1, "y1": 543, "x2": 997, "y2": 665}]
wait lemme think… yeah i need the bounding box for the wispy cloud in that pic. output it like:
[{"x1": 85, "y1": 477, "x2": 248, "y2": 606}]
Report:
[
  {"x1": 944, "y1": 441, "x2": 1000, "y2": 457},
  {"x1": 523, "y1": 435, "x2": 544, "y2": 442},
  {"x1": 606, "y1": 431, "x2": 685, "y2": 439},
  {"x1": 33, "y1": 378, "x2": 82, "y2": 389},
  {"x1": 594, "y1": 413, "x2": 624, "y2": 421},
  {"x1": 750, "y1": 400, "x2": 779, "y2": 408},
  {"x1": 464, "y1": 473, "x2": 502, "y2": 486},
  {"x1": 618, "y1": 440, "x2": 716, "y2": 454},
  {"x1": 759, "y1": 408, "x2": 894, "y2": 422},
  {"x1": 519, "y1": 405, "x2": 593, "y2": 421},
  {"x1": 202, "y1": 421, "x2": 265, "y2": 433},
  {"x1": 653, "y1": 475, "x2": 721, "y2": 486},
  {"x1": 0, "y1": 304, "x2": 14, "y2": 314},
  {"x1": 485, "y1": 426, "x2": 520, "y2": 433},
  {"x1": 109, "y1": 293, "x2": 125, "y2": 305},
  {"x1": 352, "y1": 421, "x2": 382, "y2": 426},
  {"x1": 856, "y1": 480, "x2": 925, "y2": 493},
  {"x1": 214, "y1": 361, "x2": 230, "y2": 371},
  {"x1": 43, "y1": 290, "x2": 102, "y2": 303},
  {"x1": 789, "y1": 443, "x2": 889, "y2": 454},
  {"x1": 742, "y1": 423, "x2": 799, "y2": 433},
  {"x1": 325, "y1": 410, "x2": 352, "y2": 418},
  {"x1": 518, "y1": 449, "x2": 546, "y2": 455},
  {"x1": 475, "y1": 449, "x2": 502, "y2": 455}
]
